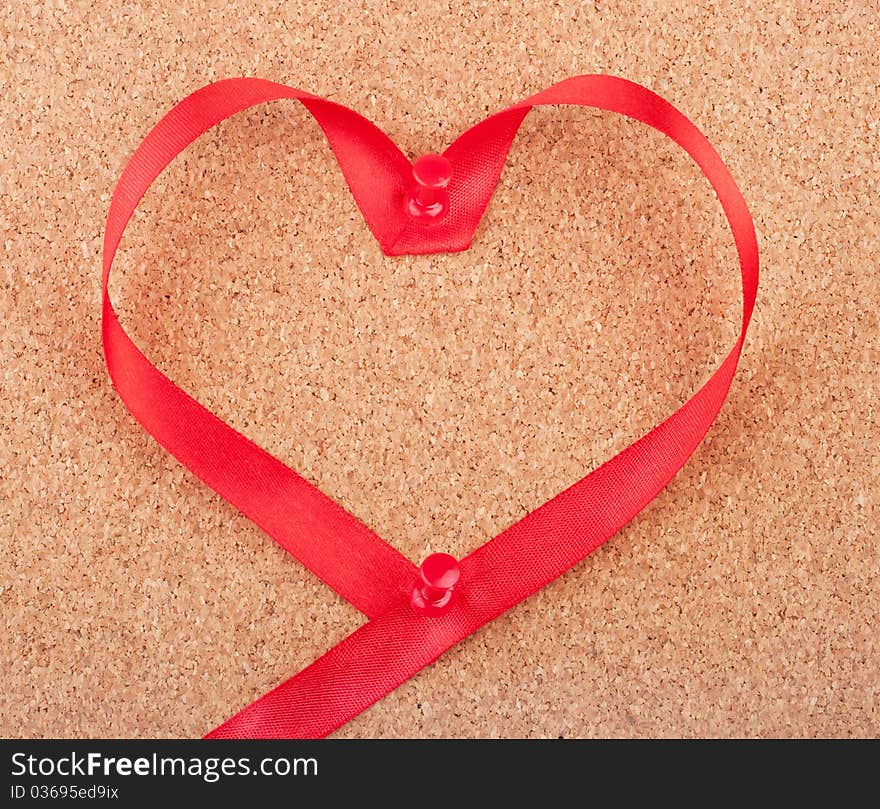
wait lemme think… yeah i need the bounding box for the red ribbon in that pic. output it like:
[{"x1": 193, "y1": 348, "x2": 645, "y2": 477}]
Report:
[{"x1": 102, "y1": 75, "x2": 758, "y2": 738}]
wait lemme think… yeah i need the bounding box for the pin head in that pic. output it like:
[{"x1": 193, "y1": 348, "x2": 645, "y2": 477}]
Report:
[
  {"x1": 407, "y1": 154, "x2": 452, "y2": 223},
  {"x1": 420, "y1": 552, "x2": 460, "y2": 590},
  {"x1": 412, "y1": 552, "x2": 460, "y2": 614},
  {"x1": 412, "y1": 154, "x2": 452, "y2": 189}
]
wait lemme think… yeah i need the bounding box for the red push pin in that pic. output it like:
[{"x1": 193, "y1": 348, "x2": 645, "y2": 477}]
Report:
[
  {"x1": 411, "y1": 552, "x2": 460, "y2": 614},
  {"x1": 407, "y1": 153, "x2": 452, "y2": 223}
]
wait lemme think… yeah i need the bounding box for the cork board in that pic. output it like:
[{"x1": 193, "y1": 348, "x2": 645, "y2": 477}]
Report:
[{"x1": 1, "y1": 1, "x2": 877, "y2": 738}]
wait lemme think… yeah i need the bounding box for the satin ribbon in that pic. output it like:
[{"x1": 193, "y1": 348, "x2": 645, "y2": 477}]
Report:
[{"x1": 102, "y1": 75, "x2": 758, "y2": 738}]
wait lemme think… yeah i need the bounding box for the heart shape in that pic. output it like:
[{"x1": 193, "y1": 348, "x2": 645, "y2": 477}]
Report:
[{"x1": 102, "y1": 75, "x2": 758, "y2": 737}]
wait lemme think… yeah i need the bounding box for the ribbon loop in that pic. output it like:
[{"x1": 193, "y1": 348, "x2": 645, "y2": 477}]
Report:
[{"x1": 103, "y1": 75, "x2": 758, "y2": 738}]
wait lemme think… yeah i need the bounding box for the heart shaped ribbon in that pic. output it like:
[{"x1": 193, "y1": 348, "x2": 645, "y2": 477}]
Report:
[{"x1": 102, "y1": 75, "x2": 758, "y2": 738}]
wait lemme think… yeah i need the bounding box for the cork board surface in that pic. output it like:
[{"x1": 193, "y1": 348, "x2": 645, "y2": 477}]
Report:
[{"x1": 2, "y1": 1, "x2": 878, "y2": 738}]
